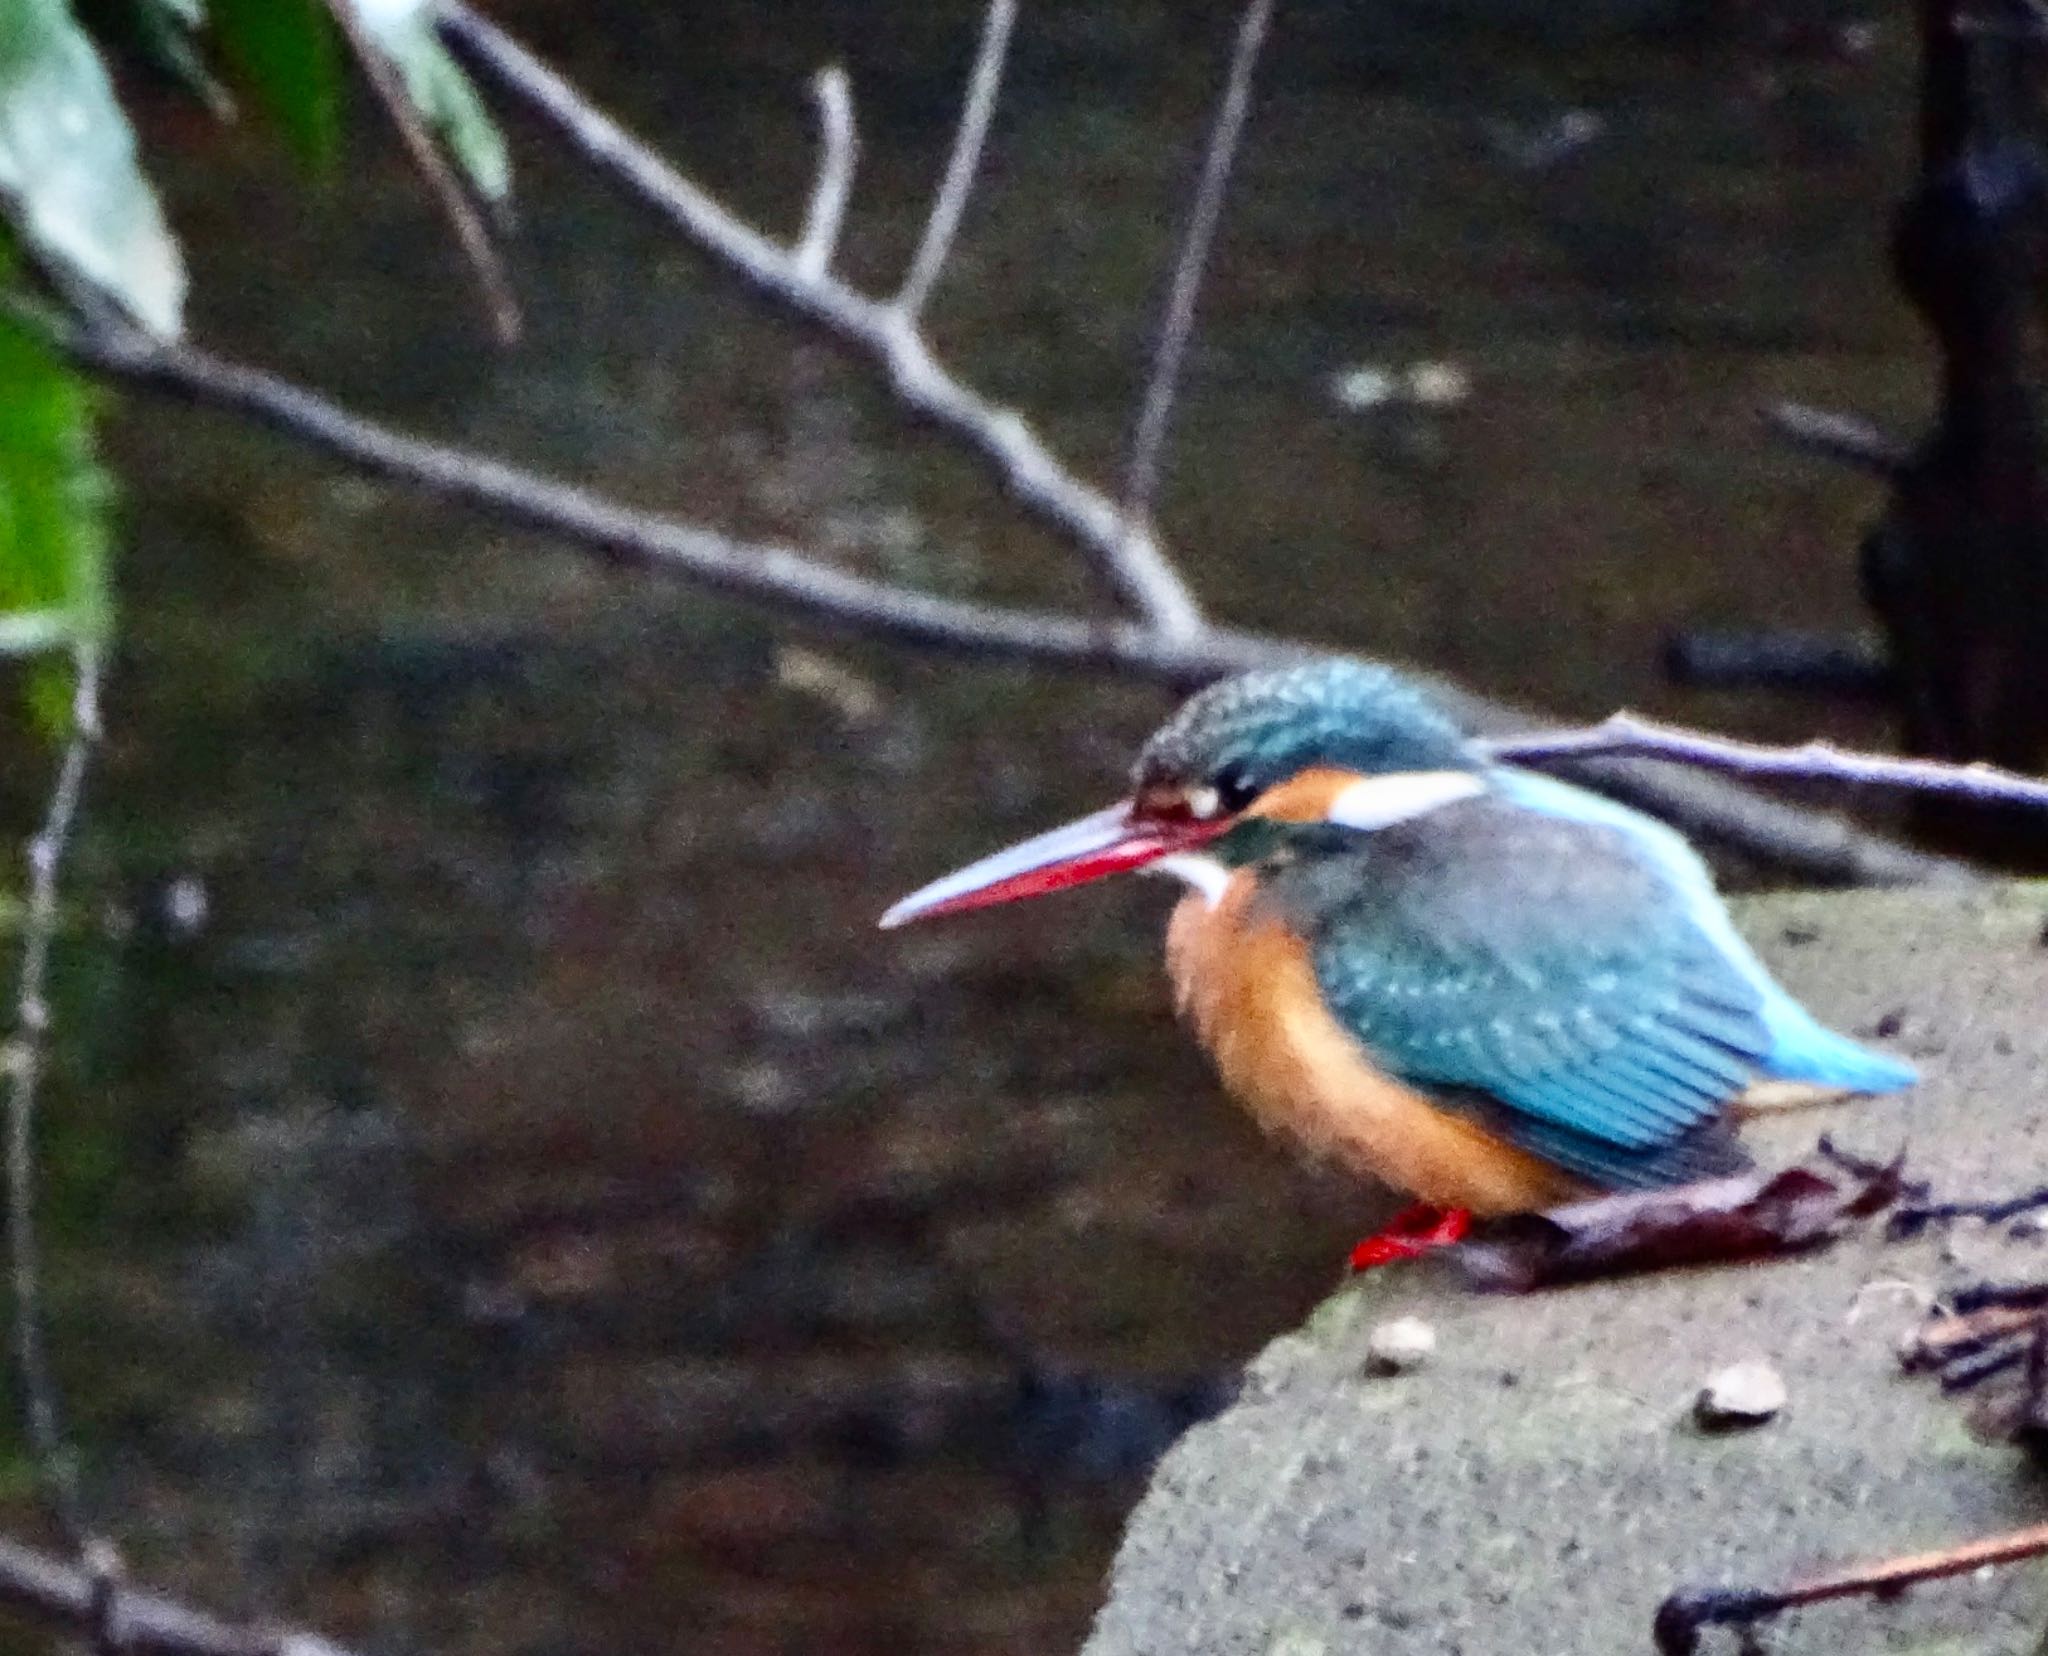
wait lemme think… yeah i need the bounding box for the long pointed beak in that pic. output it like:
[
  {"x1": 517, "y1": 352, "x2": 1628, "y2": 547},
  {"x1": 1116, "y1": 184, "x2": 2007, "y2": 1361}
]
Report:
[{"x1": 879, "y1": 802, "x2": 1222, "y2": 928}]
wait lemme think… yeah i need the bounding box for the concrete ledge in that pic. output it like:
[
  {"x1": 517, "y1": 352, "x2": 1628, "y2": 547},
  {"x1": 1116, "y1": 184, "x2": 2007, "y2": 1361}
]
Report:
[{"x1": 1086, "y1": 884, "x2": 2048, "y2": 1656}]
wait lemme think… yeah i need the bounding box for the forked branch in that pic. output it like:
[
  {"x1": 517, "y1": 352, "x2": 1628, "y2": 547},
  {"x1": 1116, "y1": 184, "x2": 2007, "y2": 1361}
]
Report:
[{"x1": 439, "y1": 0, "x2": 1206, "y2": 638}]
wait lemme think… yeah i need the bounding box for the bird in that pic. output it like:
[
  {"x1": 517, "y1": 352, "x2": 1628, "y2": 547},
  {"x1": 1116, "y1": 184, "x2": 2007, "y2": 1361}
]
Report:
[{"x1": 879, "y1": 659, "x2": 1916, "y2": 1269}]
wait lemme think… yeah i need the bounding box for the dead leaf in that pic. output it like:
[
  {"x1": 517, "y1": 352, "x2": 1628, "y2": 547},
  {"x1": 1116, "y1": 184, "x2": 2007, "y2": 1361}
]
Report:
[{"x1": 1455, "y1": 1157, "x2": 1908, "y2": 1293}]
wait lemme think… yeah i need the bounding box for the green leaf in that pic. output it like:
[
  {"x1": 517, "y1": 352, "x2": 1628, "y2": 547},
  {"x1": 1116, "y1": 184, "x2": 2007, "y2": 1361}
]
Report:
[
  {"x1": 356, "y1": 0, "x2": 510, "y2": 203},
  {"x1": 209, "y1": 0, "x2": 341, "y2": 168},
  {"x1": 0, "y1": 0, "x2": 186, "y2": 336},
  {"x1": 0, "y1": 310, "x2": 113, "y2": 661}
]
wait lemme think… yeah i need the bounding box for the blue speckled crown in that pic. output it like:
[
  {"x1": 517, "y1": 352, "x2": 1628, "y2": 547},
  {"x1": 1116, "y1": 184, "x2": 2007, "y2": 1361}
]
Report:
[{"x1": 1134, "y1": 659, "x2": 1478, "y2": 791}]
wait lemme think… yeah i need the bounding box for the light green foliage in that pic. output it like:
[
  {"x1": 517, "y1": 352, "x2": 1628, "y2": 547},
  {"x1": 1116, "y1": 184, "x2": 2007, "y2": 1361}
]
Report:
[
  {"x1": 0, "y1": 305, "x2": 112, "y2": 665},
  {"x1": 0, "y1": 0, "x2": 186, "y2": 336}
]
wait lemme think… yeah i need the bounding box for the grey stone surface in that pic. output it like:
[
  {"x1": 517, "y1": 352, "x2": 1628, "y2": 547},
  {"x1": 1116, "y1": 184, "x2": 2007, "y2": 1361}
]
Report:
[{"x1": 1086, "y1": 883, "x2": 2048, "y2": 1656}]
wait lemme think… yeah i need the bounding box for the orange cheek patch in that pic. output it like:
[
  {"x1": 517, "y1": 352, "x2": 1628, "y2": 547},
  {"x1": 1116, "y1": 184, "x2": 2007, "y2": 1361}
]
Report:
[{"x1": 1245, "y1": 766, "x2": 1372, "y2": 823}]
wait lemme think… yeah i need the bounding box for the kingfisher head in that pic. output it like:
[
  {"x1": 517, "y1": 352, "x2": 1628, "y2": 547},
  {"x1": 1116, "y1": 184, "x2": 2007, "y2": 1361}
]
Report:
[{"x1": 879, "y1": 659, "x2": 1491, "y2": 927}]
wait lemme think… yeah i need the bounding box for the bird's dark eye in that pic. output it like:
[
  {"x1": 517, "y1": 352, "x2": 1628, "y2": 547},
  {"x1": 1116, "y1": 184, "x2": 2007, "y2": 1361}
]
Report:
[{"x1": 1212, "y1": 762, "x2": 1260, "y2": 814}]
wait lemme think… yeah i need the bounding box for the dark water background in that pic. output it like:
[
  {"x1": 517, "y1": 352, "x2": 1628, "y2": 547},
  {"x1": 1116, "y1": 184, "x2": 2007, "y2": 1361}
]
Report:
[{"x1": 2, "y1": 3, "x2": 1938, "y2": 1652}]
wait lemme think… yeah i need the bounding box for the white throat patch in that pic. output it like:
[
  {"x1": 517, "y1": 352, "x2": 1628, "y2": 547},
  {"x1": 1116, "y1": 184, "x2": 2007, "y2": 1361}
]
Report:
[
  {"x1": 1152, "y1": 853, "x2": 1232, "y2": 906},
  {"x1": 1326, "y1": 769, "x2": 1486, "y2": 830}
]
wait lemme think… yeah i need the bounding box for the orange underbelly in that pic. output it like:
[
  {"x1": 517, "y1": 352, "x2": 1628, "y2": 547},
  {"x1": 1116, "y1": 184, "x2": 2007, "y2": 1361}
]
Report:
[{"x1": 1164, "y1": 879, "x2": 1583, "y2": 1216}]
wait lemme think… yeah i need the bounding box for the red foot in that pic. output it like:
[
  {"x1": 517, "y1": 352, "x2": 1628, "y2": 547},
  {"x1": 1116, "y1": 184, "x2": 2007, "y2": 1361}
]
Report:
[{"x1": 1347, "y1": 1204, "x2": 1472, "y2": 1272}]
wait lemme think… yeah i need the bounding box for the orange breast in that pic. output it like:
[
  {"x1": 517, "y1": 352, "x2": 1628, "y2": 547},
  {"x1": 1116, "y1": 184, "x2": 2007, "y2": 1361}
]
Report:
[{"x1": 1164, "y1": 874, "x2": 1583, "y2": 1216}]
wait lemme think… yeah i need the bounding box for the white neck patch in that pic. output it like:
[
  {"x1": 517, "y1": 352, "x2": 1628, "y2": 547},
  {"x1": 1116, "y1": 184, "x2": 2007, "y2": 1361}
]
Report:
[
  {"x1": 1326, "y1": 769, "x2": 1486, "y2": 830},
  {"x1": 1151, "y1": 853, "x2": 1232, "y2": 906}
]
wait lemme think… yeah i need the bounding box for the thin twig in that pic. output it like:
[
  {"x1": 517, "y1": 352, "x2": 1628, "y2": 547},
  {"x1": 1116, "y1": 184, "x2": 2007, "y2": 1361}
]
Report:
[
  {"x1": 0, "y1": 665, "x2": 359, "y2": 1656},
  {"x1": 1121, "y1": 0, "x2": 1273, "y2": 536},
  {"x1": 895, "y1": 0, "x2": 1017, "y2": 320},
  {"x1": 1654, "y1": 1521, "x2": 2048, "y2": 1654},
  {"x1": 1891, "y1": 1181, "x2": 2048, "y2": 1237},
  {"x1": 1899, "y1": 1305, "x2": 2042, "y2": 1370},
  {"x1": 436, "y1": 1, "x2": 1208, "y2": 638},
  {"x1": 2022, "y1": 1312, "x2": 2048, "y2": 1433},
  {"x1": 6, "y1": 646, "x2": 102, "y2": 1548},
  {"x1": 795, "y1": 67, "x2": 857, "y2": 279},
  {"x1": 1953, "y1": 1278, "x2": 2048, "y2": 1314},
  {"x1": 322, "y1": 0, "x2": 521, "y2": 344},
  {"x1": 1938, "y1": 1341, "x2": 2027, "y2": 1392},
  {"x1": 1764, "y1": 400, "x2": 1911, "y2": 479},
  {"x1": 0, "y1": 1527, "x2": 360, "y2": 1656},
  {"x1": 1488, "y1": 711, "x2": 2048, "y2": 811}
]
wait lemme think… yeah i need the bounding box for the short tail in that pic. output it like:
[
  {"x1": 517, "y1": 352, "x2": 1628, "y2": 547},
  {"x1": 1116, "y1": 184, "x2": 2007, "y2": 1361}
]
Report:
[{"x1": 1757, "y1": 996, "x2": 1917, "y2": 1093}]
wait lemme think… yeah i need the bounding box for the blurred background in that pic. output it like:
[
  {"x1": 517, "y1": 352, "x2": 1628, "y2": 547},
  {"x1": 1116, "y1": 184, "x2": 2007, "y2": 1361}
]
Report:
[{"x1": 4, "y1": 1, "x2": 1942, "y2": 1652}]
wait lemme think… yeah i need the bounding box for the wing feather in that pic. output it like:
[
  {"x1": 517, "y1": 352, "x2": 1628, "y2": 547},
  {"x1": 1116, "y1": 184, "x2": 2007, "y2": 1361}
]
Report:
[{"x1": 1293, "y1": 797, "x2": 1772, "y2": 1165}]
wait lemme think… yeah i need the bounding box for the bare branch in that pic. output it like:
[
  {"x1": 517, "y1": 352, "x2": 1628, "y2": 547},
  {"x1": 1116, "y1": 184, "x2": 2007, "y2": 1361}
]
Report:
[
  {"x1": 0, "y1": 1528, "x2": 361, "y2": 1656},
  {"x1": 44, "y1": 311, "x2": 1967, "y2": 888},
  {"x1": 435, "y1": 2, "x2": 1207, "y2": 639},
  {"x1": 1488, "y1": 711, "x2": 2048, "y2": 811},
  {"x1": 895, "y1": 0, "x2": 1017, "y2": 320},
  {"x1": 60, "y1": 313, "x2": 1268, "y2": 679},
  {"x1": 1121, "y1": 0, "x2": 1273, "y2": 534},
  {"x1": 6, "y1": 646, "x2": 102, "y2": 1548},
  {"x1": 795, "y1": 67, "x2": 857, "y2": 279},
  {"x1": 1764, "y1": 400, "x2": 1910, "y2": 479},
  {"x1": 322, "y1": 0, "x2": 520, "y2": 344}
]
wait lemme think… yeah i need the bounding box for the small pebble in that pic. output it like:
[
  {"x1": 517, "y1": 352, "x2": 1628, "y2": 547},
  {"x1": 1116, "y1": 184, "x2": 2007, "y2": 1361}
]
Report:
[
  {"x1": 1695, "y1": 1359, "x2": 1787, "y2": 1428},
  {"x1": 1364, "y1": 1316, "x2": 1437, "y2": 1376},
  {"x1": 1405, "y1": 361, "x2": 1470, "y2": 407},
  {"x1": 1328, "y1": 365, "x2": 1398, "y2": 411}
]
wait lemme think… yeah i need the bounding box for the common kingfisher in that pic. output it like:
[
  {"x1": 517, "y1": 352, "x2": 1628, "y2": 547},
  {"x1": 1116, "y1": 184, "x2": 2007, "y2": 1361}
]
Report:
[{"x1": 880, "y1": 660, "x2": 1916, "y2": 1267}]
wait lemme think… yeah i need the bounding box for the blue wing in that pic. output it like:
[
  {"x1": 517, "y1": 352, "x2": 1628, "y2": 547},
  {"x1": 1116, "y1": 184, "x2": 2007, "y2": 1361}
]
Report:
[
  {"x1": 1495, "y1": 770, "x2": 1917, "y2": 1095},
  {"x1": 1291, "y1": 776, "x2": 1909, "y2": 1189}
]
